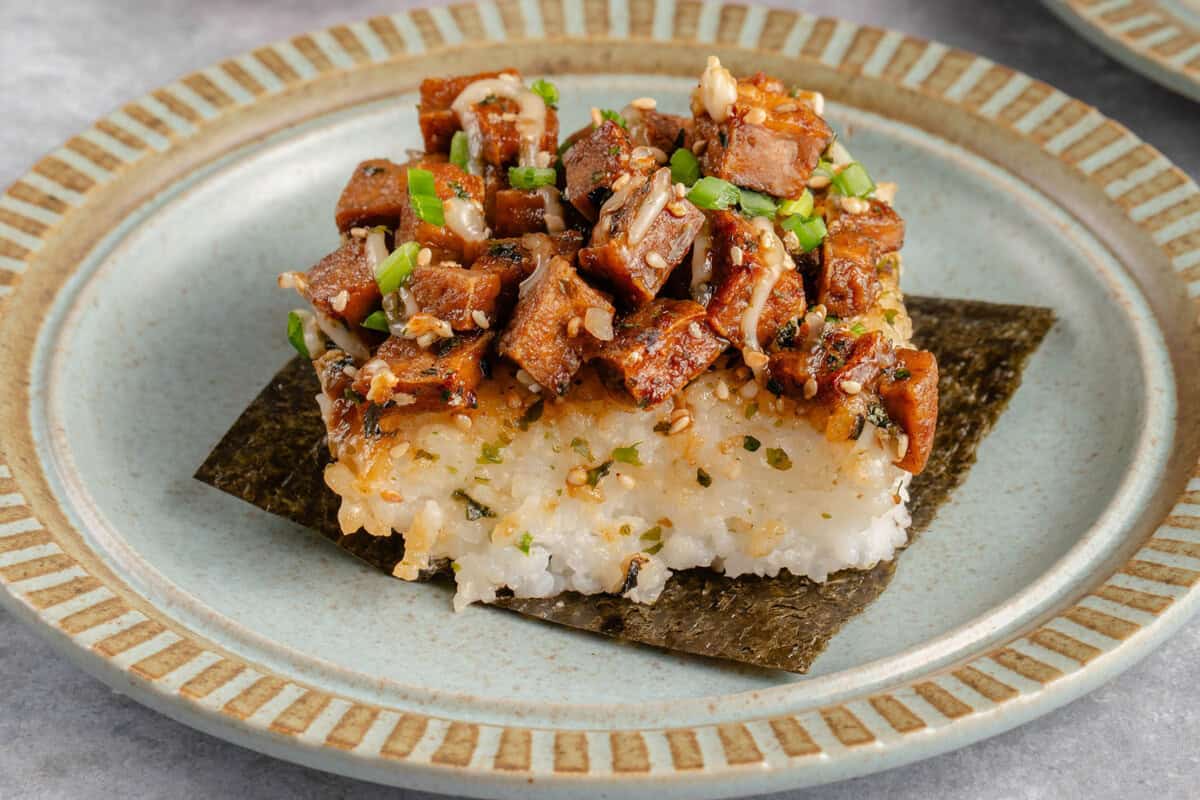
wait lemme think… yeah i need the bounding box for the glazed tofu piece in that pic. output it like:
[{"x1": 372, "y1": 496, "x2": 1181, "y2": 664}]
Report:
[
  {"x1": 498, "y1": 257, "x2": 615, "y2": 395},
  {"x1": 578, "y1": 168, "x2": 705, "y2": 307},
  {"x1": 409, "y1": 264, "x2": 502, "y2": 331},
  {"x1": 594, "y1": 299, "x2": 726, "y2": 407},
  {"x1": 334, "y1": 159, "x2": 410, "y2": 232},
  {"x1": 816, "y1": 199, "x2": 904, "y2": 317},
  {"x1": 395, "y1": 158, "x2": 488, "y2": 265},
  {"x1": 562, "y1": 120, "x2": 633, "y2": 221},
  {"x1": 303, "y1": 236, "x2": 380, "y2": 327},
  {"x1": 492, "y1": 187, "x2": 568, "y2": 237},
  {"x1": 353, "y1": 333, "x2": 494, "y2": 410},
  {"x1": 625, "y1": 108, "x2": 692, "y2": 153},
  {"x1": 879, "y1": 348, "x2": 939, "y2": 474},
  {"x1": 471, "y1": 232, "x2": 584, "y2": 316},
  {"x1": 692, "y1": 65, "x2": 834, "y2": 198},
  {"x1": 418, "y1": 69, "x2": 559, "y2": 168},
  {"x1": 704, "y1": 211, "x2": 807, "y2": 349}
]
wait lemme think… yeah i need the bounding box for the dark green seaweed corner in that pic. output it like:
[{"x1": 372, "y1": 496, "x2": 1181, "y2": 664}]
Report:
[{"x1": 195, "y1": 296, "x2": 1054, "y2": 673}]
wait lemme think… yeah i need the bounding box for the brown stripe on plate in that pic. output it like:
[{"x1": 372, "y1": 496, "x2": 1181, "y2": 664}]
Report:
[
  {"x1": 328, "y1": 26, "x2": 369, "y2": 64},
  {"x1": 32, "y1": 156, "x2": 95, "y2": 193},
  {"x1": 94, "y1": 619, "x2": 165, "y2": 657},
  {"x1": 1026, "y1": 98, "x2": 1090, "y2": 145},
  {"x1": 181, "y1": 73, "x2": 235, "y2": 109},
  {"x1": 253, "y1": 47, "x2": 301, "y2": 84},
  {"x1": 23, "y1": 575, "x2": 101, "y2": 609},
  {"x1": 407, "y1": 9, "x2": 444, "y2": 50},
  {"x1": 1180, "y1": 491, "x2": 1200, "y2": 504},
  {"x1": 768, "y1": 717, "x2": 821, "y2": 757},
  {"x1": 610, "y1": 731, "x2": 650, "y2": 773},
  {"x1": 995, "y1": 81, "x2": 1053, "y2": 127},
  {"x1": 493, "y1": 728, "x2": 532, "y2": 771},
  {"x1": 962, "y1": 67, "x2": 1021, "y2": 111},
  {"x1": 582, "y1": 0, "x2": 606, "y2": 37},
  {"x1": 292, "y1": 35, "x2": 333, "y2": 73},
  {"x1": 914, "y1": 681, "x2": 973, "y2": 719},
  {"x1": 0, "y1": 528, "x2": 51, "y2": 554},
  {"x1": 717, "y1": 723, "x2": 763, "y2": 765},
  {"x1": 758, "y1": 9, "x2": 802, "y2": 53},
  {"x1": 665, "y1": 729, "x2": 704, "y2": 770},
  {"x1": 536, "y1": 0, "x2": 565, "y2": 37},
  {"x1": 991, "y1": 648, "x2": 1063, "y2": 684},
  {"x1": 952, "y1": 666, "x2": 1017, "y2": 703},
  {"x1": 1058, "y1": 119, "x2": 1125, "y2": 166},
  {"x1": 1146, "y1": 537, "x2": 1200, "y2": 559},
  {"x1": 1141, "y1": 193, "x2": 1200, "y2": 236},
  {"x1": 1163, "y1": 230, "x2": 1200, "y2": 263},
  {"x1": 869, "y1": 695, "x2": 926, "y2": 733},
  {"x1": 151, "y1": 89, "x2": 201, "y2": 124},
  {"x1": 223, "y1": 676, "x2": 287, "y2": 719},
  {"x1": 0, "y1": 553, "x2": 74, "y2": 583},
  {"x1": 448, "y1": 4, "x2": 485, "y2": 41},
  {"x1": 122, "y1": 103, "x2": 173, "y2": 138},
  {"x1": 220, "y1": 59, "x2": 267, "y2": 96},
  {"x1": 672, "y1": 0, "x2": 702, "y2": 41},
  {"x1": 1064, "y1": 605, "x2": 1140, "y2": 640},
  {"x1": 714, "y1": 4, "x2": 749, "y2": 45},
  {"x1": 58, "y1": 597, "x2": 127, "y2": 635},
  {"x1": 919, "y1": 49, "x2": 974, "y2": 96},
  {"x1": 820, "y1": 706, "x2": 874, "y2": 747},
  {"x1": 130, "y1": 639, "x2": 203, "y2": 681},
  {"x1": 1029, "y1": 628, "x2": 1102, "y2": 664},
  {"x1": 1094, "y1": 583, "x2": 1173, "y2": 614},
  {"x1": 6, "y1": 181, "x2": 69, "y2": 214},
  {"x1": 1121, "y1": 559, "x2": 1200, "y2": 588},
  {"x1": 95, "y1": 118, "x2": 147, "y2": 151},
  {"x1": 878, "y1": 36, "x2": 928, "y2": 82},
  {"x1": 799, "y1": 18, "x2": 837, "y2": 59},
  {"x1": 495, "y1": 3, "x2": 526, "y2": 40},
  {"x1": 0, "y1": 506, "x2": 36, "y2": 527},
  {"x1": 180, "y1": 659, "x2": 245, "y2": 700},
  {"x1": 1092, "y1": 142, "x2": 1159, "y2": 189},
  {"x1": 64, "y1": 137, "x2": 122, "y2": 171},
  {"x1": 628, "y1": 0, "x2": 654, "y2": 38},
  {"x1": 0, "y1": 238, "x2": 31, "y2": 262},
  {"x1": 432, "y1": 722, "x2": 480, "y2": 767},
  {"x1": 381, "y1": 714, "x2": 428, "y2": 759},
  {"x1": 270, "y1": 690, "x2": 332, "y2": 735},
  {"x1": 553, "y1": 731, "x2": 589, "y2": 773},
  {"x1": 325, "y1": 704, "x2": 379, "y2": 750}
]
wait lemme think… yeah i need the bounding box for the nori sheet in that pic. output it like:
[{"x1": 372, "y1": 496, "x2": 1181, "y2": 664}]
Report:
[{"x1": 195, "y1": 296, "x2": 1054, "y2": 673}]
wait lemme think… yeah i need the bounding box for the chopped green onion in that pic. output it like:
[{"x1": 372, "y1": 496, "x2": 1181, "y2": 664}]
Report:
[
  {"x1": 452, "y1": 489, "x2": 496, "y2": 521},
  {"x1": 517, "y1": 531, "x2": 534, "y2": 554},
  {"x1": 813, "y1": 159, "x2": 835, "y2": 179},
  {"x1": 414, "y1": 449, "x2": 439, "y2": 461},
  {"x1": 530, "y1": 78, "x2": 559, "y2": 108},
  {"x1": 570, "y1": 437, "x2": 593, "y2": 459},
  {"x1": 781, "y1": 214, "x2": 827, "y2": 253},
  {"x1": 687, "y1": 176, "x2": 740, "y2": 210},
  {"x1": 894, "y1": 368, "x2": 911, "y2": 380},
  {"x1": 407, "y1": 167, "x2": 437, "y2": 198},
  {"x1": 884, "y1": 309, "x2": 898, "y2": 325},
  {"x1": 850, "y1": 322, "x2": 867, "y2": 335},
  {"x1": 669, "y1": 148, "x2": 701, "y2": 187},
  {"x1": 765, "y1": 447, "x2": 793, "y2": 471},
  {"x1": 832, "y1": 162, "x2": 875, "y2": 198},
  {"x1": 508, "y1": 166, "x2": 557, "y2": 189},
  {"x1": 375, "y1": 241, "x2": 419, "y2": 295},
  {"x1": 286, "y1": 311, "x2": 310, "y2": 359},
  {"x1": 640, "y1": 526, "x2": 662, "y2": 542},
  {"x1": 361, "y1": 310, "x2": 391, "y2": 332},
  {"x1": 612, "y1": 443, "x2": 642, "y2": 466},
  {"x1": 744, "y1": 401, "x2": 759, "y2": 419},
  {"x1": 738, "y1": 188, "x2": 777, "y2": 218},
  {"x1": 645, "y1": 542, "x2": 664, "y2": 555},
  {"x1": 696, "y1": 468, "x2": 713, "y2": 488},
  {"x1": 449, "y1": 131, "x2": 470, "y2": 169},
  {"x1": 451, "y1": 561, "x2": 461, "y2": 573},
  {"x1": 598, "y1": 109, "x2": 627, "y2": 129},
  {"x1": 411, "y1": 193, "x2": 445, "y2": 226},
  {"x1": 778, "y1": 189, "x2": 814, "y2": 218},
  {"x1": 477, "y1": 441, "x2": 505, "y2": 464},
  {"x1": 743, "y1": 435, "x2": 761, "y2": 452},
  {"x1": 619, "y1": 523, "x2": 632, "y2": 536},
  {"x1": 586, "y1": 460, "x2": 613, "y2": 487}
]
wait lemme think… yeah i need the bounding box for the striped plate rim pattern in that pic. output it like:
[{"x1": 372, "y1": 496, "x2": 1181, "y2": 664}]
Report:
[{"x1": 1, "y1": 0, "x2": 1198, "y2": 788}]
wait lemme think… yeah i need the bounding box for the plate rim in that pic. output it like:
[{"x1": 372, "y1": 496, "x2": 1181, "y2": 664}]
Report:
[
  {"x1": 1043, "y1": 0, "x2": 1200, "y2": 102},
  {"x1": 1, "y1": 2, "x2": 1199, "y2": 796}
]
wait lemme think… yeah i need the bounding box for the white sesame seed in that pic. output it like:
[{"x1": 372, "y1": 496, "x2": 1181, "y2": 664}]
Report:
[
  {"x1": 673, "y1": 182, "x2": 687, "y2": 198},
  {"x1": 668, "y1": 415, "x2": 692, "y2": 435},
  {"x1": 730, "y1": 246, "x2": 744, "y2": 266},
  {"x1": 454, "y1": 413, "x2": 473, "y2": 431},
  {"x1": 618, "y1": 473, "x2": 636, "y2": 489},
  {"x1": 331, "y1": 290, "x2": 349, "y2": 313},
  {"x1": 743, "y1": 351, "x2": 769, "y2": 370},
  {"x1": 874, "y1": 181, "x2": 898, "y2": 206},
  {"x1": 390, "y1": 442, "x2": 411, "y2": 459},
  {"x1": 627, "y1": 350, "x2": 642, "y2": 364},
  {"x1": 895, "y1": 432, "x2": 910, "y2": 460},
  {"x1": 782, "y1": 231, "x2": 801, "y2": 252},
  {"x1": 567, "y1": 467, "x2": 588, "y2": 486},
  {"x1": 803, "y1": 377, "x2": 818, "y2": 399},
  {"x1": 739, "y1": 381, "x2": 760, "y2": 399},
  {"x1": 417, "y1": 247, "x2": 432, "y2": 266},
  {"x1": 612, "y1": 173, "x2": 632, "y2": 192},
  {"x1": 349, "y1": 227, "x2": 369, "y2": 239},
  {"x1": 774, "y1": 102, "x2": 798, "y2": 113},
  {"x1": 840, "y1": 379, "x2": 863, "y2": 395},
  {"x1": 688, "y1": 321, "x2": 703, "y2": 338},
  {"x1": 745, "y1": 107, "x2": 767, "y2": 125},
  {"x1": 807, "y1": 174, "x2": 831, "y2": 190},
  {"x1": 342, "y1": 364, "x2": 359, "y2": 378},
  {"x1": 648, "y1": 147, "x2": 669, "y2": 164},
  {"x1": 471, "y1": 309, "x2": 491, "y2": 329},
  {"x1": 670, "y1": 407, "x2": 691, "y2": 422},
  {"x1": 565, "y1": 315, "x2": 583, "y2": 337},
  {"x1": 715, "y1": 379, "x2": 730, "y2": 400},
  {"x1": 645, "y1": 252, "x2": 669, "y2": 270},
  {"x1": 631, "y1": 96, "x2": 657, "y2": 110},
  {"x1": 667, "y1": 202, "x2": 688, "y2": 217},
  {"x1": 584, "y1": 306, "x2": 615, "y2": 341},
  {"x1": 840, "y1": 196, "x2": 870, "y2": 215},
  {"x1": 691, "y1": 138, "x2": 709, "y2": 155},
  {"x1": 416, "y1": 332, "x2": 437, "y2": 348}
]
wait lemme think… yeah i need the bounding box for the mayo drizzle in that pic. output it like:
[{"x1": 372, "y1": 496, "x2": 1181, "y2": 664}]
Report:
[
  {"x1": 627, "y1": 168, "x2": 672, "y2": 246},
  {"x1": 450, "y1": 76, "x2": 547, "y2": 173},
  {"x1": 740, "y1": 217, "x2": 790, "y2": 361},
  {"x1": 690, "y1": 220, "x2": 712, "y2": 297},
  {"x1": 443, "y1": 197, "x2": 489, "y2": 241}
]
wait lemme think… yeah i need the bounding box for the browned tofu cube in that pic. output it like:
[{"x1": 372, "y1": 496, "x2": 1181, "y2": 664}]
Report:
[
  {"x1": 497, "y1": 257, "x2": 614, "y2": 395},
  {"x1": 827, "y1": 198, "x2": 905, "y2": 254},
  {"x1": 704, "y1": 211, "x2": 807, "y2": 349},
  {"x1": 578, "y1": 168, "x2": 705, "y2": 307},
  {"x1": 694, "y1": 78, "x2": 833, "y2": 198},
  {"x1": 395, "y1": 158, "x2": 488, "y2": 265},
  {"x1": 492, "y1": 187, "x2": 567, "y2": 237},
  {"x1": 471, "y1": 232, "x2": 585, "y2": 316},
  {"x1": 627, "y1": 108, "x2": 692, "y2": 153},
  {"x1": 304, "y1": 236, "x2": 380, "y2": 327},
  {"x1": 562, "y1": 120, "x2": 633, "y2": 221},
  {"x1": 353, "y1": 333, "x2": 494, "y2": 410},
  {"x1": 418, "y1": 70, "x2": 559, "y2": 167},
  {"x1": 594, "y1": 299, "x2": 726, "y2": 407},
  {"x1": 815, "y1": 200, "x2": 903, "y2": 318},
  {"x1": 335, "y1": 159, "x2": 409, "y2": 232},
  {"x1": 880, "y1": 348, "x2": 939, "y2": 474},
  {"x1": 409, "y1": 264, "x2": 502, "y2": 331}
]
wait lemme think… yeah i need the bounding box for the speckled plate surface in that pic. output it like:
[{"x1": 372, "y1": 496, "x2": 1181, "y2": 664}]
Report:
[
  {"x1": 1044, "y1": 0, "x2": 1200, "y2": 102},
  {"x1": 1, "y1": 4, "x2": 1198, "y2": 798}
]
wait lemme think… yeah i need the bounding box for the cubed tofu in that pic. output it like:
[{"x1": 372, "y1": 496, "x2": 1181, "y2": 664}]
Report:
[
  {"x1": 694, "y1": 77, "x2": 833, "y2": 198},
  {"x1": 879, "y1": 348, "x2": 939, "y2": 474},
  {"x1": 409, "y1": 264, "x2": 502, "y2": 331},
  {"x1": 704, "y1": 211, "x2": 807, "y2": 348},
  {"x1": 578, "y1": 167, "x2": 705, "y2": 307},
  {"x1": 827, "y1": 198, "x2": 905, "y2": 254},
  {"x1": 492, "y1": 187, "x2": 568, "y2": 237},
  {"x1": 418, "y1": 70, "x2": 518, "y2": 154},
  {"x1": 395, "y1": 158, "x2": 488, "y2": 265},
  {"x1": 562, "y1": 120, "x2": 633, "y2": 221},
  {"x1": 815, "y1": 199, "x2": 903, "y2": 318},
  {"x1": 304, "y1": 236, "x2": 380, "y2": 327},
  {"x1": 334, "y1": 159, "x2": 409, "y2": 232},
  {"x1": 471, "y1": 232, "x2": 585, "y2": 317},
  {"x1": 594, "y1": 299, "x2": 726, "y2": 407},
  {"x1": 497, "y1": 257, "x2": 614, "y2": 395},
  {"x1": 626, "y1": 108, "x2": 692, "y2": 153},
  {"x1": 353, "y1": 333, "x2": 494, "y2": 410}
]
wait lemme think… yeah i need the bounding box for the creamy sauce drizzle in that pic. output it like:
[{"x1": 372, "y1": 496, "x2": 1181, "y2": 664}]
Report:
[
  {"x1": 698, "y1": 55, "x2": 738, "y2": 123},
  {"x1": 517, "y1": 235, "x2": 558, "y2": 298},
  {"x1": 537, "y1": 186, "x2": 566, "y2": 234},
  {"x1": 451, "y1": 76, "x2": 547, "y2": 173},
  {"x1": 690, "y1": 220, "x2": 712, "y2": 297},
  {"x1": 444, "y1": 197, "x2": 489, "y2": 241},
  {"x1": 740, "y1": 218, "x2": 790, "y2": 361},
  {"x1": 628, "y1": 168, "x2": 672, "y2": 246}
]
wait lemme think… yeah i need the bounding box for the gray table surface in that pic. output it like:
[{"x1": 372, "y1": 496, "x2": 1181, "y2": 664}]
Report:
[{"x1": 2, "y1": 0, "x2": 1198, "y2": 798}]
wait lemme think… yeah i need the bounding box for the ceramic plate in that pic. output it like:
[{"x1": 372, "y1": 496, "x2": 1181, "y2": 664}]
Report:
[
  {"x1": 1, "y1": 4, "x2": 1199, "y2": 798},
  {"x1": 1044, "y1": 0, "x2": 1200, "y2": 102}
]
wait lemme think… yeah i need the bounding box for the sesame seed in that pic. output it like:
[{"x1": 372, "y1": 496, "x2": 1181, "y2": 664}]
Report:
[
  {"x1": 691, "y1": 138, "x2": 709, "y2": 155},
  {"x1": 612, "y1": 173, "x2": 632, "y2": 192},
  {"x1": 743, "y1": 351, "x2": 769, "y2": 370},
  {"x1": 417, "y1": 247, "x2": 432, "y2": 266},
  {"x1": 745, "y1": 107, "x2": 767, "y2": 125},
  {"x1": 840, "y1": 379, "x2": 863, "y2": 395},
  {"x1": 471, "y1": 309, "x2": 491, "y2": 329},
  {"x1": 673, "y1": 182, "x2": 687, "y2": 198},
  {"x1": 631, "y1": 96, "x2": 657, "y2": 110},
  {"x1": 715, "y1": 379, "x2": 731, "y2": 400},
  {"x1": 896, "y1": 432, "x2": 910, "y2": 460},
  {"x1": 618, "y1": 473, "x2": 636, "y2": 489},
  {"x1": 874, "y1": 181, "x2": 898, "y2": 206},
  {"x1": 380, "y1": 489, "x2": 404, "y2": 503},
  {"x1": 667, "y1": 202, "x2": 688, "y2": 217},
  {"x1": 803, "y1": 377, "x2": 818, "y2": 399},
  {"x1": 342, "y1": 364, "x2": 359, "y2": 378},
  {"x1": 416, "y1": 332, "x2": 437, "y2": 348},
  {"x1": 567, "y1": 467, "x2": 588, "y2": 486},
  {"x1": 730, "y1": 246, "x2": 744, "y2": 266},
  {"x1": 349, "y1": 227, "x2": 369, "y2": 239},
  {"x1": 584, "y1": 306, "x2": 615, "y2": 341},
  {"x1": 590, "y1": 107, "x2": 603, "y2": 127},
  {"x1": 567, "y1": 316, "x2": 583, "y2": 337},
  {"x1": 627, "y1": 350, "x2": 642, "y2": 364},
  {"x1": 668, "y1": 415, "x2": 692, "y2": 435},
  {"x1": 646, "y1": 252, "x2": 669, "y2": 270},
  {"x1": 774, "y1": 102, "x2": 798, "y2": 113},
  {"x1": 739, "y1": 381, "x2": 759, "y2": 399},
  {"x1": 648, "y1": 147, "x2": 669, "y2": 164},
  {"x1": 688, "y1": 321, "x2": 703, "y2": 338},
  {"x1": 807, "y1": 174, "x2": 831, "y2": 190},
  {"x1": 390, "y1": 442, "x2": 411, "y2": 459},
  {"x1": 840, "y1": 196, "x2": 870, "y2": 215},
  {"x1": 454, "y1": 413, "x2": 473, "y2": 431},
  {"x1": 670, "y1": 407, "x2": 691, "y2": 422},
  {"x1": 331, "y1": 290, "x2": 349, "y2": 313}
]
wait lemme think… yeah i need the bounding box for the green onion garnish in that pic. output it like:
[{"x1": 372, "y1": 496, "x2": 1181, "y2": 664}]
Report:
[
  {"x1": 778, "y1": 189, "x2": 814, "y2": 218},
  {"x1": 813, "y1": 159, "x2": 835, "y2": 179},
  {"x1": 884, "y1": 309, "x2": 898, "y2": 325},
  {"x1": 831, "y1": 162, "x2": 875, "y2": 198},
  {"x1": 570, "y1": 437, "x2": 593, "y2": 460},
  {"x1": 744, "y1": 401, "x2": 759, "y2": 419},
  {"x1": 477, "y1": 441, "x2": 505, "y2": 464},
  {"x1": 743, "y1": 435, "x2": 761, "y2": 452},
  {"x1": 375, "y1": 241, "x2": 419, "y2": 295},
  {"x1": 894, "y1": 368, "x2": 911, "y2": 380},
  {"x1": 411, "y1": 193, "x2": 445, "y2": 226},
  {"x1": 765, "y1": 447, "x2": 793, "y2": 471},
  {"x1": 781, "y1": 214, "x2": 827, "y2": 252},
  {"x1": 669, "y1": 148, "x2": 701, "y2": 187},
  {"x1": 361, "y1": 309, "x2": 390, "y2": 332},
  {"x1": 407, "y1": 167, "x2": 437, "y2": 197},
  {"x1": 598, "y1": 109, "x2": 627, "y2": 129},
  {"x1": 850, "y1": 322, "x2": 867, "y2": 335},
  {"x1": 286, "y1": 311, "x2": 310, "y2": 358},
  {"x1": 612, "y1": 443, "x2": 642, "y2": 466},
  {"x1": 517, "y1": 531, "x2": 534, "y2": 554},
  {"x1": 508, "y1": 166, "x2": 557, "y2": 190},
  {"x1": 530, "y1": 78, "x2": 559, "y2": 108},
  {"x1": 586, "y1": 460, "x2": 613, "y2": 487},
  {"x1": 687, "y1": 176, "x2": 740, "y2": 210},
  {"x1": 738, "y1": 188, "x2": 777, "y2": 218},
  {"x1": 452, "y1": 489, "x2": 496, "y2": 521},
  {"x1": 645, "y1": 541, "x2": 664, "y2": 555},
  {"x1": 449, "y1": 131, "x2": 470, "y2": 169},
  {"x1": 640, "y1": 526, "x2": 662, "y2": 542}
]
